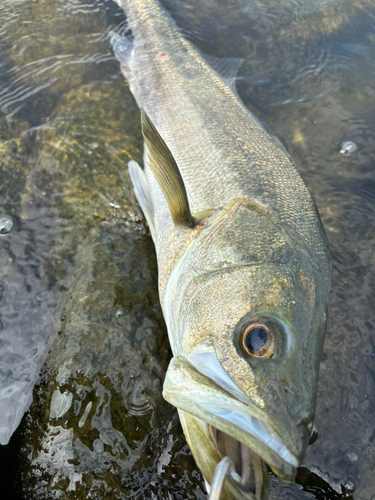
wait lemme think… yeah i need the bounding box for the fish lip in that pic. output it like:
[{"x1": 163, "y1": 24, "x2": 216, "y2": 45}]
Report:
[{"x1": 163, "y1": 351, "x2": 302, "y2": 482}]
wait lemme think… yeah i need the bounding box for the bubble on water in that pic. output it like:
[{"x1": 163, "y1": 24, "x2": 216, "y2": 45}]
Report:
[
  {"x1": 340, "y1": 140, "x2": 357, "y2": 155},
  {"x1": 115, "y1": 308, "x2": 124, "y2": 318},
  {"x1": 0, "y1": 217, "x2": 13, "y2": 235}
]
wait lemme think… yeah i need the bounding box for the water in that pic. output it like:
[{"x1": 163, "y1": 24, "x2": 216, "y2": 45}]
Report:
[{"x1": 0, "y1": 0, "x2": 374, "y2": 498}]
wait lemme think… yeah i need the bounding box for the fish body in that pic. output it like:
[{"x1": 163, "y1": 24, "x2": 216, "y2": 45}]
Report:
[{"x1": 112, "y1": 0, "x2": 331, "y2": 498}]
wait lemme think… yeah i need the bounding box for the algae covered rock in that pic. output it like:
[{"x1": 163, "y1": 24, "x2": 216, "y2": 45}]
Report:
[{"x1": 18, "y1": 221, "x2": 204, "y2": 499}]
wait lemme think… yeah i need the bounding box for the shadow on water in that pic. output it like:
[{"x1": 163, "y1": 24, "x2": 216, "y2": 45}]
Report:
[{"x1": 0, "y1": 0, "x2": 374, "y2": 499}]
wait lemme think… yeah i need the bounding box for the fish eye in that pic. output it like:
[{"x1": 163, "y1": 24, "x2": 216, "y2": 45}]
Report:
[{"x1": 240, "y1": 322, "x2": 275, "y2": 358}]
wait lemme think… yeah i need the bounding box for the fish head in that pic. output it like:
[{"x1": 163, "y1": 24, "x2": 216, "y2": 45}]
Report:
[{"x1": 163, "y1": 200, "x2": 330, "y2": 494}]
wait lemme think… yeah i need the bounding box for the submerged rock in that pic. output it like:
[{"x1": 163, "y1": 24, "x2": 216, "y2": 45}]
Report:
[{"x1": 18, "y1": 222, "x2": 204, "y2": 499}]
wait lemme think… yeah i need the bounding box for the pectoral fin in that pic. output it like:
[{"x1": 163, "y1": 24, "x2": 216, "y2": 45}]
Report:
[
  {"x1": 141, "y1": 109, "x2": 196, "y2": 228},
  {"x1": 128, "y1": 160, "x2": 156, "y2": 239}
]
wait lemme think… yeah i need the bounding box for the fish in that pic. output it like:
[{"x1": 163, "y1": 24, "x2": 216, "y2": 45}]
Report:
[{"x1": 111, "y1": 0, "x2": 332, "y2": 498}]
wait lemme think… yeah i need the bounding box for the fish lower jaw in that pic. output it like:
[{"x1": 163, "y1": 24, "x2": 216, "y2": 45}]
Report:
[
  {"x1": 202, "y1": 404, "x2": 299, "y2": 482},
  {"x1": 204, "y1": 409, "x2": 302, "y2": 499}
]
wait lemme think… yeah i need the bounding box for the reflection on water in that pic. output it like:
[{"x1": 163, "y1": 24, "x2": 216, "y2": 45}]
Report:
[{"x1": 0, "y1": 0, "x2": 374, "y2": 498}]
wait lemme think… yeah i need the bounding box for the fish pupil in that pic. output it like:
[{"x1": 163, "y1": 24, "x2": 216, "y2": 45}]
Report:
[{"x1": 245, "y1": 327, "x2": 268, "y2": 353}]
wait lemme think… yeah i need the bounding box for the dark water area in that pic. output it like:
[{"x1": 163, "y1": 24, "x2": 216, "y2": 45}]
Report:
[{"x1": 0, "y1": 0, "x2": 374, "y2": 499}]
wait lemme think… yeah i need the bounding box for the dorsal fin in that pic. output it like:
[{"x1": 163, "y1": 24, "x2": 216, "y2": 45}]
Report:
[{"x1": 141, "y1": 109, "x2": 196, "y2": 228}]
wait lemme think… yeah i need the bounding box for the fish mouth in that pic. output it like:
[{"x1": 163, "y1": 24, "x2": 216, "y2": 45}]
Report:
[
  {"x1": 163, "y1": 349, "x2": 304, "y2": 488},
  {"x1": 207, "y1": 423, "x2": 270, "y2": 496}
]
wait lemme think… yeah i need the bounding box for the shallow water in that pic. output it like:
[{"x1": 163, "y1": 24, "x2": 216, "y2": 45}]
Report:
[{"x1": 0, "y1": 0, "x2": 374, "y2": 498}]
